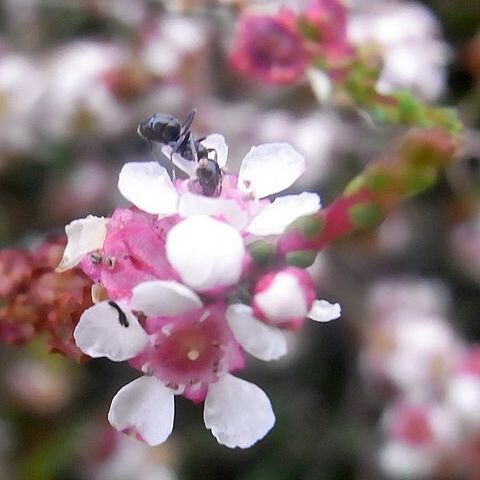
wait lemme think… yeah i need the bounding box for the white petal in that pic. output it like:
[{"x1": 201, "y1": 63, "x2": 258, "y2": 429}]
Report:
[
  {"x1": 246, "y1": 192, "x2": 321, "y2": 236},
  {"x1": 130, "y1": 280, "x2": 202, "y2": 317},
  {"x1": 201, "y1": 134, "x2": 228, "y2": 168},
  {"x1": 308, "y1": 300, "x2": 341, "y2": 322},
  {"x1": 226, "y1": 304, "x2": 287, "y2": 361},
  {"x1": 238, "y1": 143, "x2": 306, "y2": 198},
  {"x1": 255, "y1": 272, "x2": 308, "y2": 324},
  {"x1": 118, "y1": 162, "x2": 178, "y2": 215},
  {"x1": 108, "y1": 376, "x2": 175, "y2": 446},
  {"x1": 74, "y1": 301, "x2": 148, "y2": 361},
  {"x1": 56, "y1": 215, "x2": 108, "y2": 272},
  {"x1": 204, "y1": 374, "x2": 275, "y2": 448},
  {"x1": 178, "y1": 192, "x2": 248, "y2": 230},
  {"x1": 307, "y1": 67, "x2": 332, "y2": 104},
  {"x1": 166, "y1": 216, "x2": 245, "y2": 291},
  {"x1": 161, "y1": 145, "x2": 198, "y2": 178}
]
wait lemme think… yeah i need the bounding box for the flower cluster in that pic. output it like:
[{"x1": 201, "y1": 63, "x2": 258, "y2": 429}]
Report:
[
  {"x1": 230, "y1": 0, "x2": 352, "y2": 85},
  {"x1": 229, "y1": 1, "x2": 460, "y2": 134},
  {"x1": 362, "y1": 278, "x2": 480, "y2": 479},
  {"x1": 0, "y1": 237, "x2": 93, "y2": 361},
  {"x1": 58, "y1": 128, "x2": 341, "y2": 448}
]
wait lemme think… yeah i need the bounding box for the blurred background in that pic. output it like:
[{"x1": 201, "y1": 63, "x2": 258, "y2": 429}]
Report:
[{"x1": 0, "y1": 0, "x2": 480, "y2": 478}]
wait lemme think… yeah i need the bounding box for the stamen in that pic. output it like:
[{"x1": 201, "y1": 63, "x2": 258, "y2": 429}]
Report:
[
  {"x1": 90, "y1": 251, "x2": 103, "y2": 264},
  {"x1": 212, "y1": 358, "x2": 221, "y2": 373},
  {"x1": 104, "y1": 256, "x2": 116, "y2": 269},
  {"x1": 161, "y1": 324, "x2": 173, "y2": 336},
  {"x1": 166, "y1": 382, "x2": 185, "y2": 394},
  {"x1": 187, "y1": 349, "x2": 200, "y2": 361}
]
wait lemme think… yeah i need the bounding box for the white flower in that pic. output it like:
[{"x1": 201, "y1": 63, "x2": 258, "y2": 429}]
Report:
[
  {"x1": 165, "y1": 216, "x2": 245, "y2": 291},
  {"x1": 226, "y1": 268, "x2": 340, "y2": 361},
  {"x1": 119, "y1": 137, "x2": 321, "y2": 236},
  {"x1": 74, "y1": 279, "x2": 275, "y2": 448}
]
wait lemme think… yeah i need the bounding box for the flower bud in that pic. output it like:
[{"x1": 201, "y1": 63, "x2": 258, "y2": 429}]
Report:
[{"x1": 252, "y1": 267, "x2": 315, "y2": 330}]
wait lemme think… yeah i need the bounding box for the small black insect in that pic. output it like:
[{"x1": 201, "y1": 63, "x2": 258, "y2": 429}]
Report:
[
  {"x1": 138, "y1": 109, "x2": 222, "y2": 196},
  {"x1": 196, "y1": 158, "x2": 222, "y2": 196},
  {"x1": 108, "y1": 301, "x2": 129, "y2": 328},
  {"x1": 138, "y1": 110, "x2": 203, "y2": 161}
]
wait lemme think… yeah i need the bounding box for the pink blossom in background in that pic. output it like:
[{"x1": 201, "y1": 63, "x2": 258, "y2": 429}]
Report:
[
  {"x1": 301, "y1": 0, "x2": 353, "y2": 63},
  {"x1": 230, "y1": 9, "x2": 307, "y2": 85}
]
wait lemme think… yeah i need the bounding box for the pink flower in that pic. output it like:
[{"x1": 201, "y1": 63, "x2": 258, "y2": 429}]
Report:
[
  {"x1": 301, "y1": 0, "x2": 353, "y2": 63},
  {"x1": 0, "y1": 249, "x2": 32, "y2": 297},
  {"x1": 79, "y1": 208, "x2": 179, "y2": 299},
  {"x1": 230, "y1": 10, "x2": 308, "y2": 85},
  {"x1": 73, "y1": 279, "x2": 274, "y2": 448}
]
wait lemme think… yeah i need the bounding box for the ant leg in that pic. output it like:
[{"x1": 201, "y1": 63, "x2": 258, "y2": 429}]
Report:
[
  {"x1": 180, "y1": 109, "x2": 196, "y2": 137},
  {"x1": 167, "y1": 149, "x2": 176, "y2": 181},
  {"x1": 207, "y1": 148, "x2": 218, "y2": 163}
]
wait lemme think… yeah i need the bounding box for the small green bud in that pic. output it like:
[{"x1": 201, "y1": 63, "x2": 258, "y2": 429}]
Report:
[
  {"x1": 286, "y1": 250, "x2": 317, "y2": 268},
  {"x1": 248, "y1": 241, "x2": 276, "y2": 267},
  {"x1": 349, "y1": 202, "x2": 383, "y2": 229},
  {"x1": 344, "y1": 175, "x2": 366, "y2": 196},
  {"x1": 403, "y1": 167, "x2": 437, "y2": 195},
  {"x1": 286, "y1": 214, "x2": 325, "y2": 240},
  {"x1": 365, "y1": 168, "x2": 393, "y2": 193}
]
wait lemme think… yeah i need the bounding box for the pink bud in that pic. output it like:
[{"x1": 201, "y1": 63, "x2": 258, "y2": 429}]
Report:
[{"x1": 252, "y1": 267, "x2": 315, "y2": 330}]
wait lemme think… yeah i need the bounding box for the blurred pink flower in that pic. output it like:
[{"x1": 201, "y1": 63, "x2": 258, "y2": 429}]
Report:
[
  {"x1": 0, "y1": 238, "x2": 93, "y2": 360},
  {"x1": 230, "y1": 9, "x2": 307, "y2": 85},
  {"x1": 301, "y1": 0, "x2": 353, "y2": 62}
]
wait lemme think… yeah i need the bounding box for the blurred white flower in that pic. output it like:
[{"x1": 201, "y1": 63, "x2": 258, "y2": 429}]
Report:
[
  {"x1": 379, "y1": 401, "x2": 461, "y2": 479},
  {"x1": 447, "y1": 347, "x2": 480, "y2": 430},
  {"x1": 141, "y1": 16, "x2": 208, "y2": 77},
  {"x1": 254, "y1": 110, "x2": 344, "y2": 189},
  {"x1": 348, "y1": 1, "x2": 449, "y2": 102},
  {"x1": 0, "y1": 53, "x2": 44, "y2": 155},
  {"x1": 450, "y1": 213, "x2": 480, "y2": 283},
  {"x1": 41, "y1": 41, "x2": 129, "y2": 138},
  {"x1": 367, "y1": 277, "x2": 450, "y2": 319},
  {"x1": 362, "y1": 279, "x2": 463, "y2": 398},
  {"x1": 85, "y1": 433, "x2": 175, "y2": 480}
]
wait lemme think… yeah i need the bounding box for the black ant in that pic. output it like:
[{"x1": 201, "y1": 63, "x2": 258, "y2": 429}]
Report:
[{"x1": 137, "y1": 110, "x2": 222, "y2": 196}]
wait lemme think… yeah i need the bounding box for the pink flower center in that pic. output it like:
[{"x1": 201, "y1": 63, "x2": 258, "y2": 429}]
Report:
[
  {"x1": 249, "y1": 18, "x2": 301, "y2": 70},
  {"x1": 134, "y1": 305, "x2": 244, "y2": 402}
]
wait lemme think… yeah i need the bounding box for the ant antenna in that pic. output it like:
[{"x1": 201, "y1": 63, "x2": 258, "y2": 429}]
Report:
[{"x1": 181, "y1": 109, "x2": 196, "y2": 136}]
